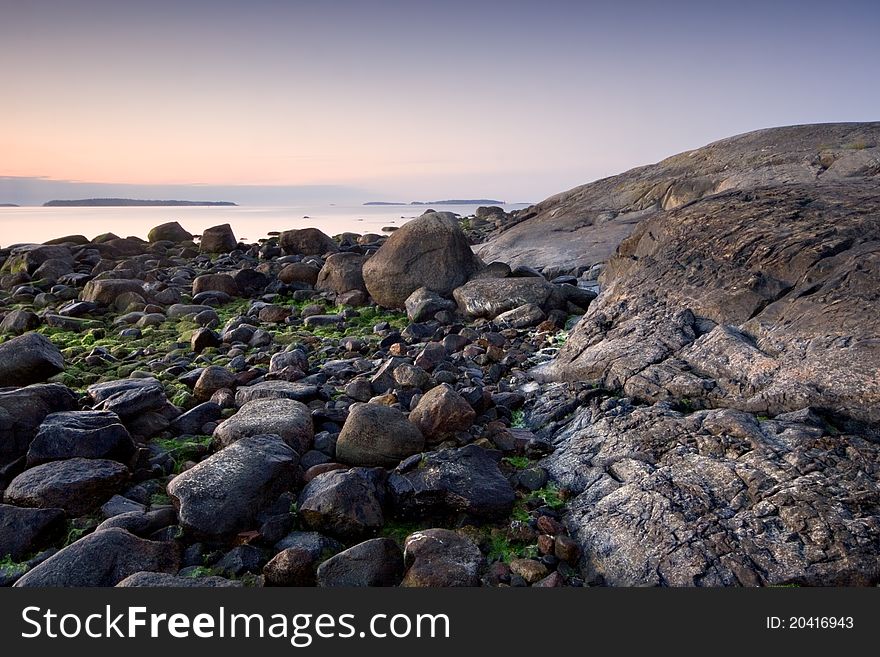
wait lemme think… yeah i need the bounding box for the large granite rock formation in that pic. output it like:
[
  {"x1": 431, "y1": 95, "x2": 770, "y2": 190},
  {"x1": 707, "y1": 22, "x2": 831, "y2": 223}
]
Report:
[
  {"x1": 535, "y1": 182, "x2": 880, "y2": 430},
  {"x1": 478, "y1": 123, "x2": 880, "y2": 271}
]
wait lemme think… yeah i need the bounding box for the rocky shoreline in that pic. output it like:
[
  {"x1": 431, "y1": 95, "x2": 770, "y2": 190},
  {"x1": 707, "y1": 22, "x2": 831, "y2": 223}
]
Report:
[
  {"x1": 0, "y1": 212, "x2": 596, "y2": 587},
  {"x1": 1, "y1": 122, "x2": 878, "y2": 587}
]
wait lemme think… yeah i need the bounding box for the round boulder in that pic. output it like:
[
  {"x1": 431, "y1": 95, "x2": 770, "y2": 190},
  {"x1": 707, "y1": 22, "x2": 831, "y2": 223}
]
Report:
[
  {"x1": 147, "y1": 222, "x2": 193, "y2": 243},
  {"x1": 362, "y1": 212, "x2": 485, "y2": 308},
  {"x1": 280, "y1": 228, "x2": 339, "y2": 256},
  {"x1": 335, "y1": 403, "x2": 424, "y2": 467}
]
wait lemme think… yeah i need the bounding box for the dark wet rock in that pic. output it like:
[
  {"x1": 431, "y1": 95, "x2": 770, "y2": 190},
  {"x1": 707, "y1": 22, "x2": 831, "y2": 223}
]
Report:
[
  {"x1": 117, "y1": 571, "x2": 242, "y2": 587},
  {"x1": 5, "y1": 458, "x2": 130, "y2": 515},
  {"x1": 199, "y1": 224, "x2": 237, "y2": 253},
  {"x1": 214, "y1": 398, "x2": 314, "y2": 453},
  {"x1": 545, "y1": 401, "x2": 880, "y2": 586},
  {"x1": 389, "y1": 445, "x2": 515, "y2": 521},
  {"x1": 147, "y1": 222, "x2": 193, "y2": 243},
  {"x1": 0, "y1": 384, "x2": 78, "y2": 468},
  {"x1": 0, "y1": 332, "x2": 65, "y2": 387},
  {"x1": 0, "y1": 503, "x2": 66, "y2": 560},
  {"x1": 453, "y1": 278, "x2": 561, "y2": 319},
  {"x1": 230, "y1": 268, "x2": 268, "y2": 296},
  {"x1": 235, "y1": 381, "x2": 320, "y2": 406},
  {"x1": 170, "y1": 402, "x2": 223, "y2": 435},
  {"x1": 316, "y1": 252, "x2": 367, "y2": 295},
  {"x1": 100, "y1": 494, "x2": 147, "y2": 518},
  {"x1": 401, "y1": 528, "x2": 483, "y2": 587},
  {"x1": 280, "y1": 228, "x2": 339, "y2": 256},
  {"x1": 87, "y1": 378, "x2": 168, "y2": 419},
  {"x1": 14, "y1": 528, "x2": 180, "y2": 587},
  {"x1": 0, "y1": 309, "x2": 40, "y2": 335},
  {"x1": 298, "y1": 467, "x2": 387, "y2": 539},
  {"x1": 215, "y1": 544, "x2": 268, "y2": 577},
  {"x1": 167, "y1": 434, "x2": 298, "y2": 538},
  {"x1": 316, "y1": 537, "x2": 404, "y2": 587},
  {"x1": 363, "y1": 212, "x2": 484, "y2": 308},
  {"x1": 96, "y1": 507, "x2": 177, "y2": 537},
  {"x1": 26, "y1": 410, "x2": 135, "y2": 466},
  {"x1": 404, "y1": 287, "x2": 457, "y2": 322},
  {"x1": 335, "y1": 402, "x2": 424, "y2": 467},
  {"x1": 408, "y1": 384, "x2": 475, "y2": 444}
]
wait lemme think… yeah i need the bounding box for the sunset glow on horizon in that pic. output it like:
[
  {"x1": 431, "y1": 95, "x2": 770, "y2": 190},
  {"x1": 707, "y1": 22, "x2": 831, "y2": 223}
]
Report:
[{"x1": 3, "y1": 0, "x2": 879, "y2": 201}]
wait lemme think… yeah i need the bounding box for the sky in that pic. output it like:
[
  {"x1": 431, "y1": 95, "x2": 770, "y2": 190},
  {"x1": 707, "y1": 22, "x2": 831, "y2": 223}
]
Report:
[{"x1": 1, "y1": 0, "x2": 879, "y2": 205}]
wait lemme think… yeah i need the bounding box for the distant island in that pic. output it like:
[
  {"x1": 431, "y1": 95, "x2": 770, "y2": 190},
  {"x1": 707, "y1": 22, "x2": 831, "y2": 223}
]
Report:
[
  {"x1": 43, "y1": 198, "x2": 237, "y2": 207},
  {"x1": 364, "y1": 199, "x2": 505, "y2": 206},
  {"x1": 0, "y1": 203, "x2": 20, "y2": 207}
]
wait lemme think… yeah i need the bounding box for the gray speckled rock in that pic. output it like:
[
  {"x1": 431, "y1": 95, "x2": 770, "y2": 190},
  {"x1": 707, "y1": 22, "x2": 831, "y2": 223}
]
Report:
[
  {"x1": 26, "y1": 410, "x2": 135, "y2": 466},
  {"x1": 167, "y1": 434, "x2": 298, "y2": 538},
  {"x1": 5, "y1": 458, "x2": 130, "y2": 515},
  {"x1": 214, "y1": 398, "x2": 314, "y2": 453},
  {"x1": 0, "y1": 332, "x2": 65, "y2": 387},
  {"x1": 14, "y1": 528, "x2": 180, "y2": 587}
]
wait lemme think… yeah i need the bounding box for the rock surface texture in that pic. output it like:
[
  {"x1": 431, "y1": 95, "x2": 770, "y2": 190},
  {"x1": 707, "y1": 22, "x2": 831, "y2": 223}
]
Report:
[{"x1": 478, "y1": 122, "x2": 880, "y2": 271}]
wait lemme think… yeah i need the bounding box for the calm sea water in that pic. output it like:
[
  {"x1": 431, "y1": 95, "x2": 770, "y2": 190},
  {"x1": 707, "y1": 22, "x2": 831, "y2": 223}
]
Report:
[{"x1": 0, "y1": 203, "x2": 528, "y2": 248}]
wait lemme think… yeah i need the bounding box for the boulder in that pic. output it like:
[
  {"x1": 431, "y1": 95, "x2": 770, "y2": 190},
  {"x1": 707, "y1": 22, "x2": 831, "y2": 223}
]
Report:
[
  {"x1": 0, "y1": 309, "x2": 40, "y2": 335},
  {"x1": 87, "y1": 378, "x2": 169, "y2": 419},
  {"x1": 193, "y1": 366, "x2": 236, "y2": 401},
  {"x1": 316, "y1": 537, "x2": 404, "y2": 587},
  {"x1": 81, "y1": 279, "x2": 145, "y2": 305},
  {"x1": 278, "y1": 262, "x2": 321, "y2": 286},
  {"x1": 231, "y1": 269, "x2": 268, "y2": 296},
  {"x1": 1, "y1": 244, "x2": 73, "y2": 275},
  {"x1": 4, "y1": 458, "x2": 130, "y2": 516},
  {"x1": 298, "y1": 467, "x2": 387, "y2": 539},
  {"x1": 280, "y1": 228, "x2": 339, "y2": 256},
  {"x1": 214, "y1": 398, "x2": 314, "y2": 453},
  {"x1": 147, "y1": 222, "x2": 193, "y2": 243},
  {"x1": 169, "y1": 401, "x2": 223, "y2": 435},
  {"x1": 315, "y1": 252, "x2": 367, "y2": 295},
  {"x1": 404, "y1": 287, "x2": 456, "y2": 322},
  {"x1": 335, "y1": 403, "x2": 424, "y2": 467},
  {"x1": 199, "y1": 224, "x2": 237, "y2": 253},
  {"x1": 545, "y1": 401, "x2": 880, "y2": 586},
  {"x1": 401, "y1": 528, "x2": 483, "y2": 587},
  {"x1": 494, "y1": 303, "x2": 546, "y2": 329},
  {"x1": 192, "y1": 273, "x2": 239, "y2": 297},
  {"x1": 408, "y1": 383, "x2": 475, "y2": 443},
  {"x1": 453, "y1": 277, "x2": 561, "y2": 319},
  {"x1": 263, "y1": 548, "x2": 321, "y2": 586},
  {"x1": 362, "y1": 212, "x2": 484, "y2": 308},
  {"x1": 26, "y1": 410, "x2": 135, "y2": 466},
  {"x1": 0, "y1": 332, "x2": 65, "y2": 387},
  {"x1": 389, "y1": 445, "x2": 515, "y2": 521},
  {"x1": 14, "y1": 528, "x2": 179, "y2": 587},
  {"x1": 0, "y1": 384, "x2": 78, "y2": 468},
  {"x1": 167, "y1": 434, "x2": 298, "y2": 538},
  {"x1": 0, "y1": 504, "x2": 66, "y2": 560}
]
